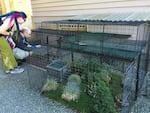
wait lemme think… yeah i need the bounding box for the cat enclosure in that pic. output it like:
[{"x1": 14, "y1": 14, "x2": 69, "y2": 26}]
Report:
[
  {"x1": 28, "y1": 14, "x2": 150, "y2": 113},
  {"x1": 30, "y1": 20, "x2": 149, "y2": 71}
]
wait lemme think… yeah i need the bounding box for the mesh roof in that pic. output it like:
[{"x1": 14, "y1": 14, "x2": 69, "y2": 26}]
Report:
[{"x1": 69, "y1": 12, "x2": 150, "y2": 22}]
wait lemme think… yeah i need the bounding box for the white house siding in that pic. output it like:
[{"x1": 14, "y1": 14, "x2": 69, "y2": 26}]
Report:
[
  {"x1": 88, "y1": 23, "x2": 149, "y2": 41},
  {"x1": 31, "y1": 0, "x2": 150, "y2": 28},
  {"x1": 87, "y1": 24, "x2": 138, "y2": 40}
]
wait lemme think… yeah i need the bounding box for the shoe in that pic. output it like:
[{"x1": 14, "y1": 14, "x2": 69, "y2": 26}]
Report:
[
  {"x1": 10, "y1": 67, "x2": 24, "y2": 74},
  {"x1": 5, "y1": 70, "x2": 10, "y2": 74}
]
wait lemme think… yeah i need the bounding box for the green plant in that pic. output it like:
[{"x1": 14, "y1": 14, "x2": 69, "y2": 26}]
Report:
[
  {"x1": 81, "y1": 68, "x2": 117, "y2": 113},
  {"x1": 109, "y1": 73, "x2": 123, "y2": 97},
  {"x1": 67, "y1": 60, "x2": 87, "y2": 74},
  {"x1": 62, "y1": 73, "x2": 81, "y2": 101},
  {"x1": 43, "y1": 83, "x2": 89, "y2": 113},
  {"x1": 40, "y1": 78, "x2": 58, "y2": 93},
  {"x1": 61, "y1": 82, "x2": 80, "y2": 101},
  {"x1": 89, "y1": 80, "x2": 117, "y2": 113},
  {"x1": 87, "y1": 58, "x2": 101, "y2": 72},
  {"x1": 43, "y1": 59, "x2": 122, "y2": 113},
  {"x1": 87, "y1": 81, "x2": 97, "y2": 98},
  {"x1": 97, "y1": 69, "x2": 111, "y2": 84},
  {"x1": 68, "y1": 74, "x2": 81, "y2": 84}
]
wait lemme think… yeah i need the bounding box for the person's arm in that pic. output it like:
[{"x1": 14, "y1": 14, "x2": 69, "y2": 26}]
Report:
[
  {"x1": 23, "y1": 37, "x2": 30, "y2": 45},
  {"x1": 17, "y1": 35, "x2": 28, "y2": 49},
  {"x1": 24, "y1": 37, "x2": 41, "y2": 48},
  {"x1": 17, "y1": 35, "x2": 34, "y2": 51},
  {"x1": 0, "y1": 18, "x2": 14, "y2": 36}
]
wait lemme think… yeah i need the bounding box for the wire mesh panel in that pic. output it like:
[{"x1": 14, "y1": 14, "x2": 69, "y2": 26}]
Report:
[
  {"x1": 60, "y1": 32, "x2": 140, "y2": 60},
  {"x1": 122, "y1": 61, "x2": 137, "y2": 113},
  {"x1": 31, "y1": 21, "x2": 149, "y2": 73},
  {"x1": 28, "y1": 20, "x2": 150, "y2": 113},
  {"x1": 26, "y1": 46, "x2": 50, "y2": 68},
  {"x1": 46, "y1": 60, "x2": 67, "y2": 82}
]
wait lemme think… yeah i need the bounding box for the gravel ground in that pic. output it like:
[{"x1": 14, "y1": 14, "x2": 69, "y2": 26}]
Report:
[
  {"x1": 0, "y1": 62, "x2": 77, "y2": 113},
  {"x1": 130, "y1": 96, "x2": 150, "y2": 113}
]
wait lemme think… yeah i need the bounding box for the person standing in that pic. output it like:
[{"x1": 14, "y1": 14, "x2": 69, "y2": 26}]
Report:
[{"x1": 0, "y1": 11, "x2": 27, "y2": 74}]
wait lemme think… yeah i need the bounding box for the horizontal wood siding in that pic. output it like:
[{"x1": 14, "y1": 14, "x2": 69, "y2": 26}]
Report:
[{"x1": 31, "y1": 0, "x2": 150, "y2": 28}]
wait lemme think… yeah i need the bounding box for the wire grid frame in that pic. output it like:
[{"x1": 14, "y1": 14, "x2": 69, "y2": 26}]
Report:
[
  {"x1": 29, "y1": 21, "x2": 149, "y2": 77},
  {"x1": 28, "y1": 20, "x2": 150, "y2": 113},
  {"x1": 122, "y1": 59, "x2": 138, "y2": 113},
  {"x1": 31, "y1": 21, "x2": 149, "y2": 72}
]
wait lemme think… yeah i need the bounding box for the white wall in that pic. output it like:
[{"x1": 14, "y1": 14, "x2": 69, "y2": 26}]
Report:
[{"x1": 31, "y1": 0, "x2": 150, "y2": 28}]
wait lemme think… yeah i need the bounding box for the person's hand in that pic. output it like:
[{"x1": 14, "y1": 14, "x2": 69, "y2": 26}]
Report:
[
  {"x1": 35, "y1": 45, "x2": 41, "y2": 48},
  {"x1": 27, "y1": 44, "x2": 32, "y2": 47}
]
